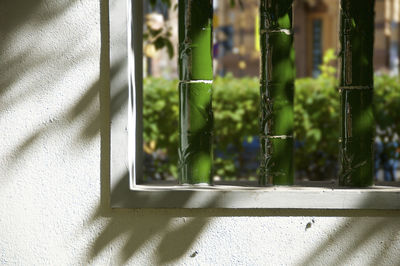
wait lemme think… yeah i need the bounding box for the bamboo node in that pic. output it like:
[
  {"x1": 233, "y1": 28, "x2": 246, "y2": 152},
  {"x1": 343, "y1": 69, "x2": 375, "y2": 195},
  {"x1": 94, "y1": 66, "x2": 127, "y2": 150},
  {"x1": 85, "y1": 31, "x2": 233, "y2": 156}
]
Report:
[
  {"x1": 261, "y1": 135, "x2": 293, "y2": 139},
  {"x1": 339, "y1": 86, "x2": 373, "y2": 91},
  {"x1": 260, "y1": 29, "x2": 293, "y2": 35},
  {"x1": 181, "y1": 80, "x2": 213, "y2": 84}
]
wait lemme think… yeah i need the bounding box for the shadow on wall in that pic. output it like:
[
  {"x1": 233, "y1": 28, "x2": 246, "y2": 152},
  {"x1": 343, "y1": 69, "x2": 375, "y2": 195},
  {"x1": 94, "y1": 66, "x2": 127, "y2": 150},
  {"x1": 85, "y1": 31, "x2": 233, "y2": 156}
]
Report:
[
  {"x1": 87, "y1": 1, "x2": 219, "y2": 263},
  {"x1": 0, "y1": 0, "x2": 85, "y2": 104},
  {"x1": 296, "y1": 199, "x2": 400, "y2": 265},
  {"x1": 91, "y1": 1, "x2": 400, "y2": 265},
  {"x1": 0, "y1": 0, "x2": 215, "y2": 263},
  {"x1": 0, "y1": 0, "x2": 108, "y2": 174},
  {"x1": 89, "y1": 171, "x2": 218, "y2": 264},
  {"x1": 2, "y1": 0, "x2": 400, "y2": 264}
]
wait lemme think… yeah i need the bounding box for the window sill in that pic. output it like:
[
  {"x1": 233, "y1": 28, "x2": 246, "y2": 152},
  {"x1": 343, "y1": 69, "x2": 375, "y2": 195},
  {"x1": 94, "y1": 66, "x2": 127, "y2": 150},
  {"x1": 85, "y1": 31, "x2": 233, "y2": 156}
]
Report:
[{"x1": 112, "y1": 182, "x2": 400, "y2": 209}]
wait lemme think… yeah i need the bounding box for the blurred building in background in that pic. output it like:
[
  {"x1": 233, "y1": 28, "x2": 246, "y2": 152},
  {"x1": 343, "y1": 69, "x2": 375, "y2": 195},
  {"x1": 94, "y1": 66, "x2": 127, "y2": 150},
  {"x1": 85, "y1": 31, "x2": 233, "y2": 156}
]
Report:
[{"x1": 145, "y1": 0, "x2": 400, "y2": 78}]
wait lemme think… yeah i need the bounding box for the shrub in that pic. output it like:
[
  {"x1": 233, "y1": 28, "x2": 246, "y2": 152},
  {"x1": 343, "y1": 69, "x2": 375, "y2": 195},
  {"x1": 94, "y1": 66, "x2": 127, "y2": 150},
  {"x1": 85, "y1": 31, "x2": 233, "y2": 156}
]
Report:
[{"x1": 143, "y1": 68, "x2": 400, "y2": 181}]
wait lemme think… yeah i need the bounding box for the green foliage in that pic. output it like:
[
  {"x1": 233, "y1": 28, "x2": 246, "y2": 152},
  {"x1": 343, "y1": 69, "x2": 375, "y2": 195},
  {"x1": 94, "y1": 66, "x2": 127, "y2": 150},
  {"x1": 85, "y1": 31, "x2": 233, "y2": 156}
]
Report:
[
  {"x1": 319, "y1": 49, "x2": 337, "y2": 79},
  {"x1": 212, "y1": 74, "x2": 259, "y2": 179},
  {"x1": 294, "y1": 75, "x2": 340, "y2": 179},
  {"x1": 212, "y1": 74, "x2": 259, "y2": 150},
  {"x1": 143, "y1": 75, "x2": 259, "y2": 180},
  {"x1": 374, "y1": 74, "x2": 400, "y2": 140},
  {"x1": 143, "y1": 71, "x2": 400, "y2": 181},
  {"x1": 294, "y1": 49, "x2": 339, "y2": 179},
  {"x1": 143, "y1": 78, "x2": 179, "y2": 178}
]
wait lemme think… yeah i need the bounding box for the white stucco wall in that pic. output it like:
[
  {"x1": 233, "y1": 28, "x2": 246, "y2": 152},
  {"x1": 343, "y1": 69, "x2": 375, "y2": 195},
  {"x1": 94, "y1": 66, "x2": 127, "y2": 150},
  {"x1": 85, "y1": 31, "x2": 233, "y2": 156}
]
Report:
[{"x1": 1, "y1": 1, "x2": 400, "y2": 265}]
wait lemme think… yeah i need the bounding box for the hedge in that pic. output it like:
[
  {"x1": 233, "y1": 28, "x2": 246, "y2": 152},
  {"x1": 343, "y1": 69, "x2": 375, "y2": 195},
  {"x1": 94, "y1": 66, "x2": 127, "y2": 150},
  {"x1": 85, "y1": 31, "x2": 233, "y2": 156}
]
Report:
[{"x1": 143, "y1": 58, "x2": 400, "y2": 181}]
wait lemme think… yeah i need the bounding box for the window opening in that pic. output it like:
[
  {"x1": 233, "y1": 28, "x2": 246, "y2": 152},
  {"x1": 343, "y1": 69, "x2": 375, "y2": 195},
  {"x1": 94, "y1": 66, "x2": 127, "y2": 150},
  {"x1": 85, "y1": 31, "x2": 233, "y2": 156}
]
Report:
[
  {"x1": 311, "y1": 18, "x2": 323, "y2": 77},
  {"x1": 140, "y1": 0, "x2": 400, "y2": 187}
]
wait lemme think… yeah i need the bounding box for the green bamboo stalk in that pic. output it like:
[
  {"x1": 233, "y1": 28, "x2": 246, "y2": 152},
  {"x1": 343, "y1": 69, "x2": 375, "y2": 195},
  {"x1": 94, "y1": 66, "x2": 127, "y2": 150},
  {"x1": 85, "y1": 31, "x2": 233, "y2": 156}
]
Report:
[
  {"x1": 339, "y1": 0, "x2": 375, "y2": 186},
  {"x1": 178, "y1": 0, "x2": 213, "y2": 184},
  {"x1": 259, "y1": 0, "x2": 295, "y2": 185}
]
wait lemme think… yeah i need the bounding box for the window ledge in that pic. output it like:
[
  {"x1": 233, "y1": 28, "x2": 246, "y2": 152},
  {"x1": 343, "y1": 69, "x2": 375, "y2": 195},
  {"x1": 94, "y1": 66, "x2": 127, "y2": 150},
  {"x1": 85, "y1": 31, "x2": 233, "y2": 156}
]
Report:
[{"x1": 112, "y1": 184, "x2": 400, "y2": 209}]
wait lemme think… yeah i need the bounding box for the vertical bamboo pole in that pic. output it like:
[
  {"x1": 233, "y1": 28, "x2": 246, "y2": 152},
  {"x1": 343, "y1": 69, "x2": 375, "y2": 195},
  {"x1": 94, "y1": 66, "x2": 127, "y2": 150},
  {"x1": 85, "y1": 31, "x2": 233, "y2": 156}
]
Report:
[
  {"x1": 178, "y1": 0, "x2": 213, "y2": 184},
  {"x1": 259, "y1": 0, "x2": 295, "y2": 185},
  {"x1": 339, "y1": 0, "x2": 375, "y2": 186}
]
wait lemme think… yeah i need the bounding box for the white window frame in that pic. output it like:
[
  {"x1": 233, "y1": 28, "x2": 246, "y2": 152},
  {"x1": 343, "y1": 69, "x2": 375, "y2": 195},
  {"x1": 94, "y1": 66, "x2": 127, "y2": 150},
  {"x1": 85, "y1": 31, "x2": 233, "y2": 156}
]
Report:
[{"x1": 109, "y1": 0, "x2": 400, "y2": 209}]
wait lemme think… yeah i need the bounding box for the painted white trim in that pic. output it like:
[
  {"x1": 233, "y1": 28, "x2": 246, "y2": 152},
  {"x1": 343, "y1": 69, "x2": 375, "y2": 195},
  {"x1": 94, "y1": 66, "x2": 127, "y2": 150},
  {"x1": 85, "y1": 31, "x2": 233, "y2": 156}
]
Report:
[
  {"x1": 127, "y1": 0, "x2": 136, "y2": 188},
  {"x1": 113, "y1": 185, "x2": 400, "y2": 209},
  {"x1": 110, "y1": 0, "x2": 400, "y2": 209}
]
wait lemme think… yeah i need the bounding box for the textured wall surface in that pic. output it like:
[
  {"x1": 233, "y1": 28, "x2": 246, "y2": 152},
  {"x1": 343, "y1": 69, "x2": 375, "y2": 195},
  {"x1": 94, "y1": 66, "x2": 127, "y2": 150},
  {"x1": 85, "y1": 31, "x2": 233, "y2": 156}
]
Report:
[{"x1": 1, "y1": 0, "x2": 400, "y2": 265}]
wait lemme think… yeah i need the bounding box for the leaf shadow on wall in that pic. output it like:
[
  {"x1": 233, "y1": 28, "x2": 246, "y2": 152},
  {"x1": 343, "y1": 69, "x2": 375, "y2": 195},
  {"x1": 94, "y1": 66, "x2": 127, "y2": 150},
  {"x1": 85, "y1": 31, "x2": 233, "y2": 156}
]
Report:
[
  {"x1": 88, "y1": 0, "x2": 216, "y2": 264},
  {"x1": 0, "y1": 0, "x2": 81, "y2": 101},
  {"x1": 296, "y1": 196, "x2": 400, "y2": 266},
  {"x1": 89, "y1": 171, "x2": 219, "y2": 264},
  {"x1": 92, "y1": 0, "x2": 400, "y2": 265},
  {"x1": 0, "y1": 0, "x2": 217, "y2": 264},
  {"x1": 1, "y1": 0, "x2": 400, "y2": 265},
  {"x1": 4, "y1": 0, "x2": 396, "y2": 264},
  {"x1": 0, "y1": 0, "x2": 103, "y2": 183}
]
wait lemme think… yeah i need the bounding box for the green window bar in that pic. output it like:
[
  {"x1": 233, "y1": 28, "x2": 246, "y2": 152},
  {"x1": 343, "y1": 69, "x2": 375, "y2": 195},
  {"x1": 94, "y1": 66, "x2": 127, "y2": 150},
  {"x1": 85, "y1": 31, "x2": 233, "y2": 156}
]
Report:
[
  {"x1": 339, "y1": 0, "x2": 375, "y2": 186},
  {"x1": 259, "y1": 0, "x2": 295, "y2": 185},
  {"x1": 178, "y1": 0, "x2": 213, "y2": 184}
]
